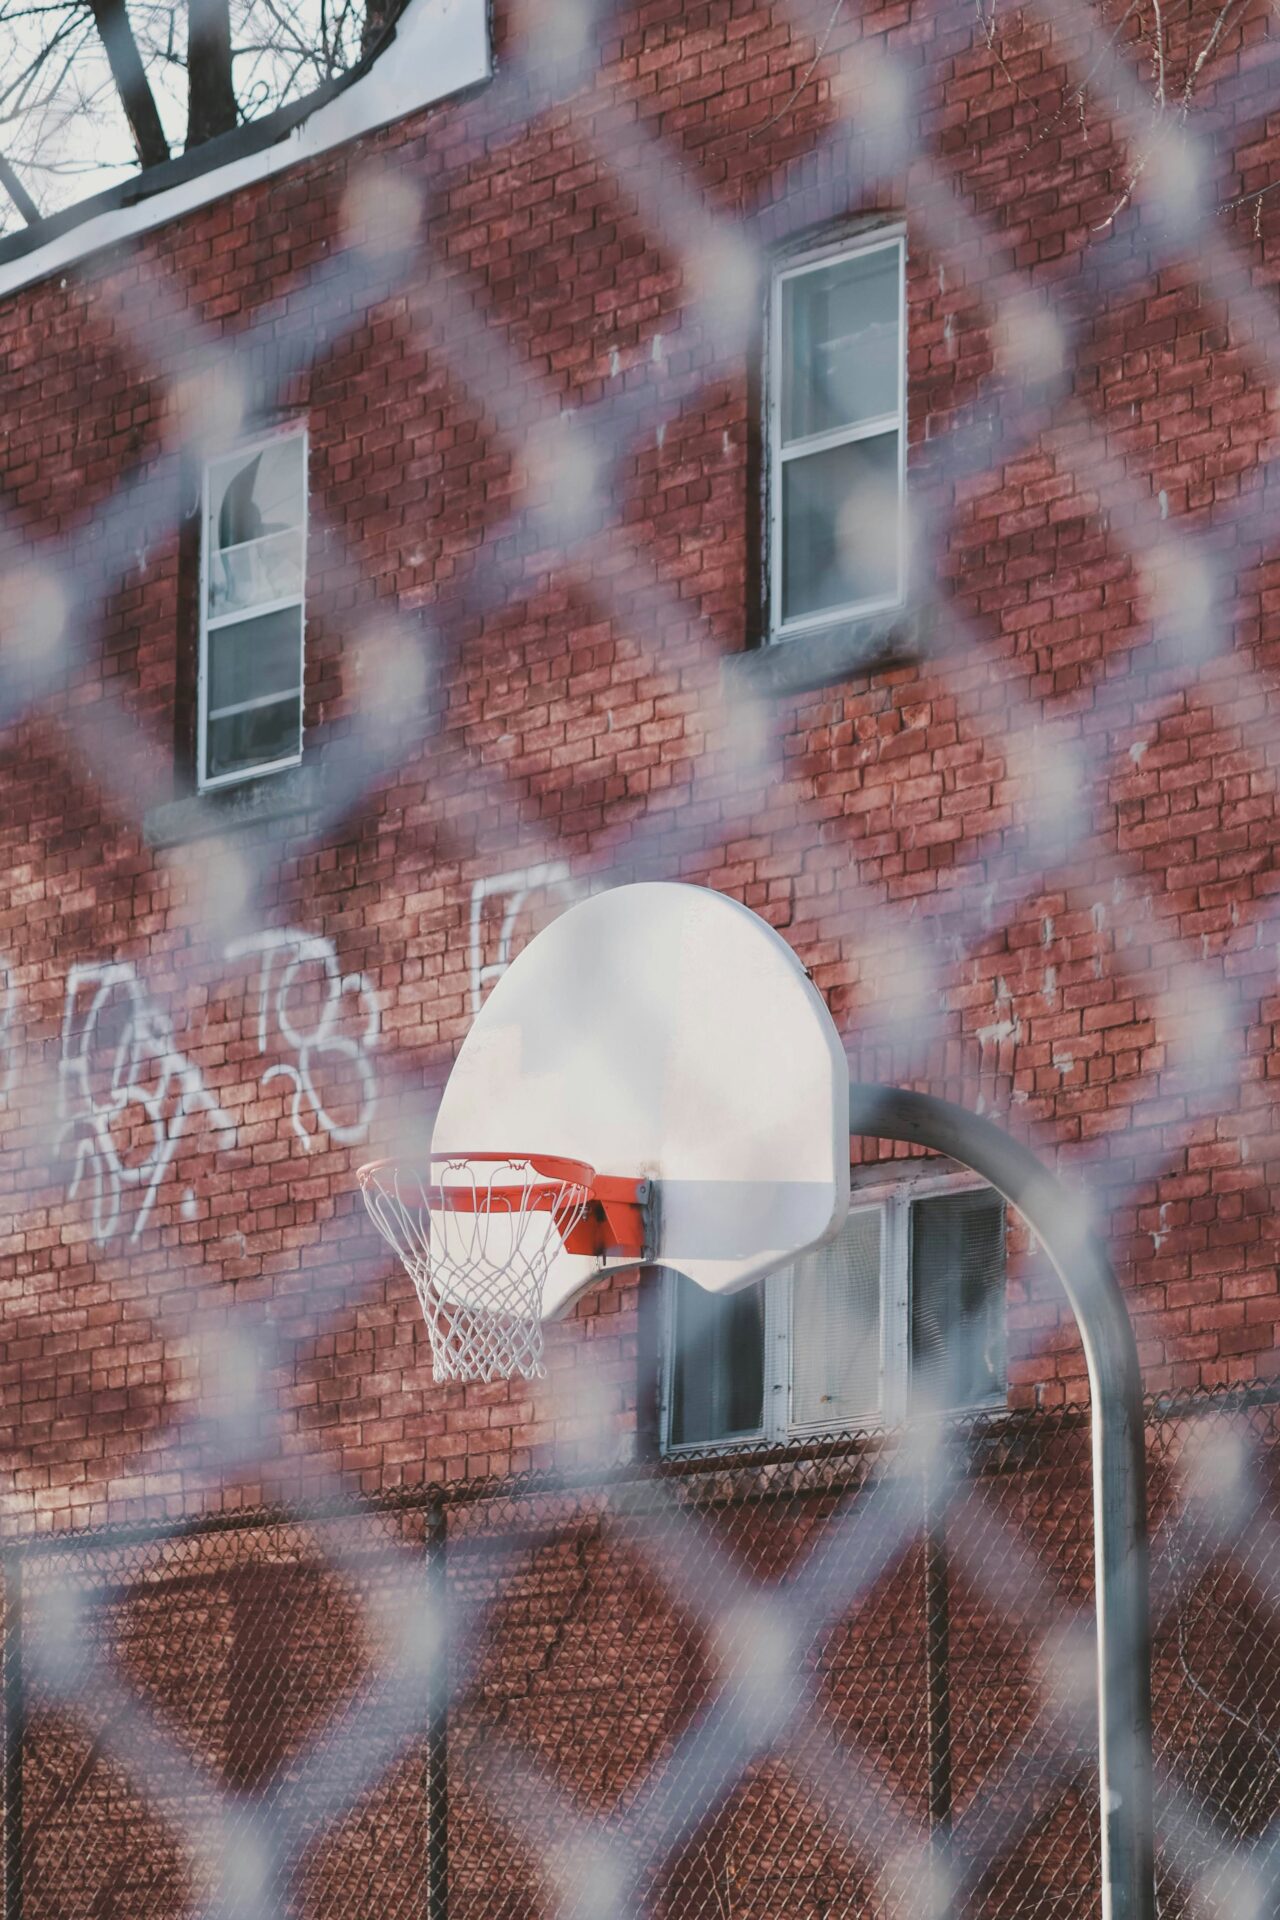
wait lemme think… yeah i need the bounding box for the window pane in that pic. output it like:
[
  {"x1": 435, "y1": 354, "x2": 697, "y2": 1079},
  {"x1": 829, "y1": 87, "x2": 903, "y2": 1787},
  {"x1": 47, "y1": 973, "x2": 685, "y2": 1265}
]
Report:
[
  {"x1": 669, "y1": 1275, "x2": 764, "y2": 1448},
  {"x1": 790, "y1": 1209, "x2": 881, "y2": 1429},
  {"x1": 207, "y1": 606, "x2": 303, "y2": 714},
  {"x1": 208, "y1": 528, "x2": 304, "y2": 619},
  {"x1": 206, "y1": 695, "x2": 302, "y2": 781},
  {"x1": 208, "y1": 437, "x2": 306, "y2": 616},
  {"x1": 910, "y1": 1192, "x2": 1006, "y2": 1411},
  {"x1": 781, "y1": 430, "x2": 900, "y2": 623},
  {"x1": 210, "y1": 437, "x2": 305, "y2": 545},
  {"x1": 782, "y1": 244, "x2": 900, "y2": 442}
]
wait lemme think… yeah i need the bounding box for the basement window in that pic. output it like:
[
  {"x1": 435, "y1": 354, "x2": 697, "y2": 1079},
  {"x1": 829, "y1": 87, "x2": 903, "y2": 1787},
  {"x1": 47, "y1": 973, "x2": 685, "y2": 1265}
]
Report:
[
  {"x1": 661, "y1": 1175, "x2": 1006, "y2": 1452},
  {"x1": 199, "y1": 427, "x2": 307, "y2": 791}
]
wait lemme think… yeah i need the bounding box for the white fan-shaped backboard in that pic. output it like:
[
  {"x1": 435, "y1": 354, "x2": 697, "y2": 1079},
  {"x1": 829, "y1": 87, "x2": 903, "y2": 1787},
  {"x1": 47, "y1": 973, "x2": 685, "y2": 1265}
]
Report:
[{"x1": 434, "y1": 882, "x2": 850, "y2": 1317}]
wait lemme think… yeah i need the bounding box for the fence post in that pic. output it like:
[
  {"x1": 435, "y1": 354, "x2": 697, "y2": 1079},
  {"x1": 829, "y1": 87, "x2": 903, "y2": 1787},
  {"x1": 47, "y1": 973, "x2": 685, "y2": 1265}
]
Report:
[
  {"x1": 426, "y1": 1496, "x2": 449, "y2": 1920},
  {"x1": 850, "y1": 1085, "x2": 1155, "y2": 1920},
  {"x1": 3, "y1": 1553, "x2": 23, "y2": 1920},
  {"x1": 922, "y1": 1461, "x2": 954, "y2": 1848}
]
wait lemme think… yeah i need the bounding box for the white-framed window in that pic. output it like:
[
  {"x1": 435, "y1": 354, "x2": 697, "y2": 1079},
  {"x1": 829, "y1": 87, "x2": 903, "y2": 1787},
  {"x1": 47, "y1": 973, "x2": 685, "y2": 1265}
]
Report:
[
  {"x1": 661, "y1": 1171, "x2": 1006, "y2": 1454},
  {"x1": 199, "y1": 426, "x2": 308, "y2": 790},
  {"x1": 768, "y1": 229, "x2": 906, "y2": 641}
]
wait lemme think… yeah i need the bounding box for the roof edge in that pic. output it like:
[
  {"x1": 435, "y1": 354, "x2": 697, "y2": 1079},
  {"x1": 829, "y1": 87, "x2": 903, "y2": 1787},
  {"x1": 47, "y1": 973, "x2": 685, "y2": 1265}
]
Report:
[{"x1": 0, "y1": 0, "x2": 490, "y2": 302}]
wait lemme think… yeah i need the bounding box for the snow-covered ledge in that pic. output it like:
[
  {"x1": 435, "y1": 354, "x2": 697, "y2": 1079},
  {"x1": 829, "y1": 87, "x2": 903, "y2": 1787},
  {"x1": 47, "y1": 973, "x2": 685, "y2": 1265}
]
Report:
[{"x1": 0, "y1": 0, "x2": 490, "y2": 301}]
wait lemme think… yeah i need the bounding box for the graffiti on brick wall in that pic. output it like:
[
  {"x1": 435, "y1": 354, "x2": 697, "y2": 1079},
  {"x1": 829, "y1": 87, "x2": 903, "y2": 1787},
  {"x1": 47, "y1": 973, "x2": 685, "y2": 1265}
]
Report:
[
  {"x1": 225, "y1": 929, "x2": 380, "y2": 1151},
  {"x1": 56, "y1": 962, "x2": 237, "y2": 1243},
  {"x1": 468, "y1": 862, "x2": 584, "y2": 1014},
  {"x1": 52, "y1": 931, "x2": 378, "y2": 1240}
]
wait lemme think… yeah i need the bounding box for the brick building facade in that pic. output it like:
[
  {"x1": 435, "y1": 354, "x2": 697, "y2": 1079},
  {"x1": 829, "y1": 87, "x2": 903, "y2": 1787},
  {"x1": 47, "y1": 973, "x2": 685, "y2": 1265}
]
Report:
[
  {"x1": 0, "y1": 0, "x2": 1277, "y2": 1521},
  {"x1": 5, "y1": 0, "x2": 1280, "y2": 1911}
]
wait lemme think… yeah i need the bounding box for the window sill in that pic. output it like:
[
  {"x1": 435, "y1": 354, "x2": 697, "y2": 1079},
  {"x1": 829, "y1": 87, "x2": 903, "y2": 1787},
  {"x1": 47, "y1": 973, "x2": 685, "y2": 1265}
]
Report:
[
  {"x1": 143, "y1": 764, "x2": 322, "y2": 848},
  {"x1": 658, "y1": 1400, "x2": 1024, "y2": 1469},
  {"x1": 723, "y1": 604, "x2": 927, "y2": 698},
  {"x1": 661, "y1": 1433, "x2": 767, "y2": 1461},
  {"x1": 661, "y1": 1412, "x2": 889, "y2": 1459}
]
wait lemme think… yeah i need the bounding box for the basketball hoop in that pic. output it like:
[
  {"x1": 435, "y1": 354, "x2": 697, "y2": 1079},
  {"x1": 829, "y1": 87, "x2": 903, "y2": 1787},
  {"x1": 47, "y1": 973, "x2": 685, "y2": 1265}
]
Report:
[{"x1": 357, "y1": 1153, "x2": 650, "y2": 1383}]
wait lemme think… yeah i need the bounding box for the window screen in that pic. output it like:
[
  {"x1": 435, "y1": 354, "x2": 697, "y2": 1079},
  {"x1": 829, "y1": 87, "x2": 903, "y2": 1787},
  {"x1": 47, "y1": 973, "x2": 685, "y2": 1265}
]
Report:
[
  {"x1": 790, "y1": 1207, "x2": 882, "y2": 1428},
  {"x1": 910, "y1": 1190, "x2": 1006, "y2": 1411},
  {"x1": 667, "y1": 1274, "x2": 765, "y2": 1448}
]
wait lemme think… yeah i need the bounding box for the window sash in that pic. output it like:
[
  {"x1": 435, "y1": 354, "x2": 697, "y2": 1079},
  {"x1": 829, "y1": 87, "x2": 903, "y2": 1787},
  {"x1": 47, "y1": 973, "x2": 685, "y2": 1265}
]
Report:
[
  {"x1": 206, "y1": 591, "x2": 306, "y2": 635},
  {"x1": 666, "y1": 1273, "x2": 768, "y2": 1449},
  {"x1": 909, "y1": 1188, "x2": 1007, "y2": 1414},
  {"x1": 768, "y1": 232, "x2": 906, "y2": 641},
  {"x1": 778, "y1": 410, "x2": 901, "y2": 463},
  {"x1": 198, "y1": 426, "x2": 308, "y2": 792},
  {"x1": 659, "y1": 1172, "x2": 1004, "y2": 1455},
  {"x1": 204, "y1": 696, "x2": 304, "y2": 785},
  {"x1": 786, "y1": 1204, "x2": 885, "y2": 1434},
  {"x1": 216, "y1": 526, "x2": 303, "y2": 563},
  {"x1": 208, "y1": 686, "x2": 306, "y2": 724}
]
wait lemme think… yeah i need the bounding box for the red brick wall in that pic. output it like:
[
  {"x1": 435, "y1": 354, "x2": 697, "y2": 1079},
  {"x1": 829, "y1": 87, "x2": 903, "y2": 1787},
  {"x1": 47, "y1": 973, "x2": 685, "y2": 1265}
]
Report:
[
  {"x1": 17, "y1": 1514, "x2": 431, "y2": 1917},
  {"x1": 1, "y1": 0, "x2": 1278, "y2": 1531}
]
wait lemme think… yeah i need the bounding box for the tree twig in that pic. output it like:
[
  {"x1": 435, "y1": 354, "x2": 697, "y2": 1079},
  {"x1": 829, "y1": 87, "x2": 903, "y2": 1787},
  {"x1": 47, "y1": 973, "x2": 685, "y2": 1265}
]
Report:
[{"x1": 0, "y1": 149, "x2": 40, "y2": 221}]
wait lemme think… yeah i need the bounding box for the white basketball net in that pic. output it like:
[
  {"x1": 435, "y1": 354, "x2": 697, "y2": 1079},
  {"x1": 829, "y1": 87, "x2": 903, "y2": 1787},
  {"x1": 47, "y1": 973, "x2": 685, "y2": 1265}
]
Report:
[{"x1": 358, "y1": 1155, "x2": 592, "y2": 1383}]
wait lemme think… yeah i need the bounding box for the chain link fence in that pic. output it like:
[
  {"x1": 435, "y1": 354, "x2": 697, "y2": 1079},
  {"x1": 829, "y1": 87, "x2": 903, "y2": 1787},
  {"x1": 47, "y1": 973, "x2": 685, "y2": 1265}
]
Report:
[
  {"x1": 3, "y1": 0, "x2": 1280, "y2": 1908},
  {"x1": 2, "y1": 1389, "x2": 1276, "y2": 1920}
]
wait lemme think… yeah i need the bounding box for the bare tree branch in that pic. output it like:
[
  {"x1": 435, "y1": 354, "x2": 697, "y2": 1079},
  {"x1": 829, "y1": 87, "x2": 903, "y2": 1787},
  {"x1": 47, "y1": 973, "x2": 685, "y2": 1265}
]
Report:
[
  {"x1": 243, "y1": 0, "x2": 312, "y2": 65},
  {"x1": 0, "y1": 17, "x2": 90, "y2": 119},
  {"x1": 1147, "y1": 0, "x2": 1165, "y2": 106},
  {"x1": 0, "y1": 150, "x2": 40, "y2": 220},
  {"x1": 0, "y1": 0, "x2": 381, "y2": 222},
  {"x1": 360, "y1": 0, "x2": 400, "y2": 60},
  {"x1": 87, "y1": 0, "x2": 171, "y2": 165},
  {"x1": 186, "y1": 0, "x2": 237, "y2": 142},
  {"x1": 1181, "y1": 0, "x2": 1247, "y2": 114}
]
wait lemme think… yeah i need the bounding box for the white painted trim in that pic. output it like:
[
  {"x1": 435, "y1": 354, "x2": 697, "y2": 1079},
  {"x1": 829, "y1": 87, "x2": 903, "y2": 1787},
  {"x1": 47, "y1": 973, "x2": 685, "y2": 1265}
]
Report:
[
  {"x1": 0, "y1": 0, "x2": 491, "y2": 302},
  {"x1": 778, "y1": 413, "x2": 900, "y2": 462},
  {"x1": 207, "y1": 591, "x2": 305, "y2": 633},
  {"x1": 200, "y1": 745, "x2": 304, "y2": 792},
  {"x1": 208, "y1": 687, "x2": 305, "y2": 721}
]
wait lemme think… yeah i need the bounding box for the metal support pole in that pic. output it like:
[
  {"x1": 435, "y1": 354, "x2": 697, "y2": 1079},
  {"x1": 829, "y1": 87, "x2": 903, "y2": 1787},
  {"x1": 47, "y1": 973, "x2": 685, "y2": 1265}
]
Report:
[
  {"x1": 426, "y1": 1497, "x2": 449, "y2": 1920},
  {"x1": 3, "y1": 1553, "x2": 24, "y2": 1920},
  {"x1": 849, "y1": 1085, "x2": 1155, "y2": 1920}
]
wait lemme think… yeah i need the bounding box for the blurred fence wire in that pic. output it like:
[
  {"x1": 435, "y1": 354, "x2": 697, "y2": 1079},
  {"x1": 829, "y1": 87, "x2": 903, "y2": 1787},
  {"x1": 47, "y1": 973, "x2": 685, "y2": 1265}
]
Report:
[
  {"x1": 3, "y1": 1390, "x2": 1280, "y2": 1920},
  {"x1": 4, "y1": 0, "x2": 1280, "y2": 1908}
]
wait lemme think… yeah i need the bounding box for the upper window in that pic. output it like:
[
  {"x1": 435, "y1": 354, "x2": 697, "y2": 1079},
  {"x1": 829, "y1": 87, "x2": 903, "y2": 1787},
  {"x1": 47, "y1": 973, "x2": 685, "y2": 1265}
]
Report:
[
  {"x1": 769, "y1": 232, "x2": 906, "y2": 641},
  {"x1": 199, "y1": 429, "x2": 307, "y2": 791},
  {"x1": 662, "y1": 1175, "x2": 1005, "y2": 1454}
]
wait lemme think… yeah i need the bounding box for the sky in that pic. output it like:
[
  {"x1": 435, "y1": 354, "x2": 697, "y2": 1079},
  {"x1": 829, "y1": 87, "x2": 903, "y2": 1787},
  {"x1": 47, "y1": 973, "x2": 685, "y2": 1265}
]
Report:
[{"x1": 0, "y1": 0, "x2": 365, "y2": 236}]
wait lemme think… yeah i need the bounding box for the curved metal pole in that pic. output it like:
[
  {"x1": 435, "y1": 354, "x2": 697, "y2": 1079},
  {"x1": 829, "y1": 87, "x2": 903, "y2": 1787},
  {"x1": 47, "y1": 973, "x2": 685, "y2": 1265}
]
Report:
[{"x1": 849, "y1": 1085, "x2": 1155, "y2": 1920}]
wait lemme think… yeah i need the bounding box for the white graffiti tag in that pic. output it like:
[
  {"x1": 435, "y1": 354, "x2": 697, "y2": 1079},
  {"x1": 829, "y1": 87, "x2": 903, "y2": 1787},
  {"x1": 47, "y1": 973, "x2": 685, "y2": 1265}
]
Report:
[
  {"x1": 57, "y1": 963, "x2": 236, "y2": 1243},
  {"x1": 225, "y1": 930, "x2": 379, "y2": 1151},
  {"x1": 468, "y1": 862, "x2": 583, "y2": 1015}
]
